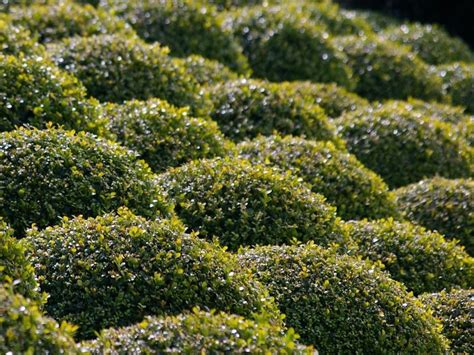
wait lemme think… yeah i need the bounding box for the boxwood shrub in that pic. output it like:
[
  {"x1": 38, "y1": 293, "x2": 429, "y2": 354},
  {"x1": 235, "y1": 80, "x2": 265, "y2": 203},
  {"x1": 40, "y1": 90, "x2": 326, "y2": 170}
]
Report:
[
  {"x1": 206, "y1": 79, "x2": 342, "y2": 144},
  {"x1": 0, "y1": 127, "x2": 172, "y2": 235},
  {"x1": 0, "y1": 54, "x2": 100, "y2": 133},
  {"x1": 395, "y1": 178, "x2": 474, "y2": 255},
  {"x1": 419, "y1": 289, "x2": 473, "y2": 354},
  {"x1": 0, "y1": 218, "x2": 38, "y2": 299},
  {"x1": 433, "y1": 62, "x2": 474, "y2": 113},
  {"x1": 0, "y1": 286, "x2": 79, "y2": 354},
  {"x1": 283, "y1": 81, "x2": 370, "y2": 118},
  {"x1": 457, "y1": 116, "x2": 474, "y2": 146},
  {"x1": 238, "y1": 243, "x2": 448, "y2": 353},
  {"x1": 156, "y1": 157, "x2": 350, "y2": 251},
  {"x1": 237, "y1": 135, "x2": 397, "y2": 220},
  {"x1": 7, "y1": 0, "x2": 134, "y2": 43},
  {"x1": 345, "y1": 218, "x2": 474, "y2": 294},
  {"x1": 47, "y1": 34, "x2": 207, "y2": 113},
  {"x1": 381, "y1": 24, "x2": 473, "y2": 65},
  {"x1": 336, "y1": 103, "x2": 473, "y2": 188},
  {"x1": 101, "y1": 0, "x2": 249, "y2": 73},
  {"x1": 0, "y1": 18, "x2": 44, "y2": 56},
  {"x1": 226, "y1": 5, "x2": 353, "y2": 87},
  {"x1": 83, "y1": 309, "x2": 312, "y2": 354},
  {"x1": 333, "y1": 34, "x2": 444, "y2": 101},
  {"x1": 172, "y1": 55, "x2": 241, "y2": 86},
  {"x1": 102, "y1": 98, "x2": 234, "y2": 172},
  {"x1": 25, "y1": 208, "x2": 280, "y2": 339},
  {"x1": 340, "y1": 8, "x2": 402, "y2": 33}
]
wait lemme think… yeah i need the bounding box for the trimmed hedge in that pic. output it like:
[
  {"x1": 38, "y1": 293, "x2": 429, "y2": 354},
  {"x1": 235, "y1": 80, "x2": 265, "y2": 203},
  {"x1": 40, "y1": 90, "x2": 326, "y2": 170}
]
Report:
[
  {"x1": 237, "y1": 135, "x2": 397, "y2": 220},
  {"x1": 0, "y1": 285, "x2": 79, "y2": 353},
  {"x1": 0, "y1": 218, "x2": 38, "y2": 299},
  {"x1": 340, "y1": 8, "x2": 401, "y2": 32},
  {"x1": 457, "y1": 116, "x2": 474, "y2": 146},
  {"x1": 283, "y1": 81, "x2": 370, "y2": 118},
  {"x1": 83, "y1": 309, "x2": 313, "y2": 354},
  {"x1": 206, "y1": 79, "x2": 342, "y2": 144},
  {"x1": 382, "y1": 23, "x2": 473, "y2": 65},
  {"x1": 0, "y1": 18, "x2": 44, "y2": 56},
  {"x1": 156, "y1": 157, "x2": 350, "y2": 251},
  {"x1": 0, "y1": 127, "x2": 172, "y2": 235},
  {"x1": 25, "y1": 208, "x2": 280, "y2": 339},
  {"x1": 333, "y1": 34, "x2": 444, "y2": 101},
  {"x1": 419, "y1": 289, "x2": 473, "y2": 354},
  {"x1": 433, "y1": 62, "x2": 474, "y2": 113},
  {"x1": 346, "y1": 218, "x2": 474, "y2": 294},
  {"x1": 0, "y1": 54, "x2": 100, "y2": 133},
  {"x1": 172, "y1": 55, "x2": 240, "y2": 86},
  {"x1": 47, "y1": 34, "x2": 207, "y2": 113},
  {"x1": 102, "y1": 98, "x2": 234, "y2": 172},
  {"x1": 227, "y1": 6, "x2": 353, "y2": 87},
  {"x1": 238, "y1": 243, "x2": 448, "y2": 353},
  {"x1": 336, "y1": 103, "x2": 473, "y2": 188},
  {"x1": 7, "y1": 0, "x2": 134, "y2": 43},
  {"x1": 395, "y1": 178, "x2": 474, "y2": 255},
  {"x1": 101, "y1": 0, "x2": 249, "y2": 73}
]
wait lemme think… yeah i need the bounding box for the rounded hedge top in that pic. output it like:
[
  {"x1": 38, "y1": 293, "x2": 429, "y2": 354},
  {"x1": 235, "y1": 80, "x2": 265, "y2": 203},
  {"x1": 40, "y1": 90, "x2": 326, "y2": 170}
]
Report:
[
  {"x1": 336, "y1": 103, "x2": 473, "y2": 188},
  {"x1": 83, "y1": 309, "x2": 313, "y2": 354},
  {"x1": 25, "y1": 208, "x2": 279, "y2": 339},
  {"x1": 333, "y1": 34, "x2": 444, "y2": 101},
  {"x1": 419, "y1": 289, "x2": 473, "y2": 354},
  {"x1": 345, "y1": 218, "x2": 474, "y2": 294},
  {"x1": 395, "y1": 177, "x2": 474, "y2": 255},
  {"x1": 0, "y1": 285, "x2": 78, "y2": 354},
  {"x1": 47, "y1": 34, "x2": 207, "y2": 113},
  {"x1": 226, "y1": 5, "x2": 353, "y2": 87},
  {"x1": 0, "y1": 54, "x2": 100, "y2": 133},
  {"x1": 237, "y1": 135, "x2": 397, "y2": 220},
  {"x1": 156, "y1": 157, "x2": 350, "y2": 251},
  {"x1": 101, "y1": 0, "x2": 249, "y2": 73},
  {"x1": 206, "y1": 79, "x2": 342, "y2": 144},
  {"x1": 433, "y1": 62, "x2": 474, "y2": 113},
  {"x1": 381, "y1": 23, "x2": 473, "y2": 65},
  {"x1": 102, "y1": 98, "x2": 234, "y2": 172},
  {"x1": 0, "y1": 218, "x2": 38, "y2": 299},
  {"x1": 7, "y1": 0, "x2": 134, "y2": 43},
  {"x1": 172, "y1": 54, "x2": 241, "y2": 86},
  {"x1": 238, "y1": 243, "x2": 448, "y2": 353},
  {"x1": 0, "y1": 18, "x2": 44, "y2": 56},
  {"x1": 0, "y1": 127, "x2": 172, "y2": 235},
  {"x1": 283, "y1": 81, "x2": 370, "y2": 118}
]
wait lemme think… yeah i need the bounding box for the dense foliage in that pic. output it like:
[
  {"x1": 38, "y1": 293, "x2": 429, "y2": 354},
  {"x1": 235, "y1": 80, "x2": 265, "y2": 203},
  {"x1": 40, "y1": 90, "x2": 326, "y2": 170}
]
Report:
[
  {"x1": 25, "y1": 208, "x2": 279, "y2": 339},
  {"x1": 395, "y1": 177, "x2": 474, "y2": 255},
  {"x1": 0, "y1": 127, "x2": 171, "y2": 235},
  {"x1": 0, "y1": 18, "x2": 44, "y2": 56},
  {"x1": 239, "y1": 243, "x2": 448, "y2": 353}
]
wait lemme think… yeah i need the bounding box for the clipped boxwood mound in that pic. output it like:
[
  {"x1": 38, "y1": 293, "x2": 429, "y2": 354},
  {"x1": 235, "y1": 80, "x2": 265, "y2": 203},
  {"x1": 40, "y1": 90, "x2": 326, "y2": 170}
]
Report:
[
  {"x1": 47, "y1": 34, "x2": 206, "y2": 113},
  {"x1": 7, "y1": 0, "x2": 134, "y2": 43},
  {"x1": 101, "y1": 0, "x2": 249, "y2": 73},
  {"x1": 433, "y1": 62, "x2": 474, "y2": 113},
  {"x1": 457, "y1": 116, "x2": 474, "y2": 146},
  {"x1": 0, "y1": 218, "x2": 38, "y2": 299},
  {"x1": 237, "y1": 135, "x2": 397, "y2": 220},
  {"x1": 0, "y1": 127, "x2": 172, "y2": 235},
  {"x1": 102, "y1": 98, "x2": 234, "y2": 172},
  {"x1": 238, "y1": 243, "x2": 448, "y2": 353},
  {"x1": 0, "y1": 18, "x2": 44, "y2": 56},
  {"x1": 156, "y1": 157, "x2": 350, "y2": 251},
  {"x1": 345, "y1": 219, "x2": 474, "y2": 294},
  {"x1": 381, "y1": 23, "x2": 473, "y2": 65},
  {"x1": 25, "y1": 208, "x2": 280, "y2": 339},
  {"x1": 83, "y1": 309, "x2": 313, "y2": 354},
  {"x1": 283, "y1": 81, "x2": 370, "y2": 118},
  {"x1": 206, "y1": 79, "x2": 342, "y2": 144},
  {"x1": 336, "y1": 103, "x2": 473, "y2": 188},
  {"x1": 419, "y1": 289, "x2": 473, "y2": 354},
  {"x1": 0, "y1": 286, "x2": 78, "y2": 353},
  {"x1": 227, "y1": 6, "x2": 353, "y2": 87},
  {"x1": 395, "y1": 178, "x2": 474, "y2": 255},
  {"x1": 172, "y1": 54, "x2": 240, "y2": 86},
  {"x1": 0, "y1": 54, "x2": 100, "y2": 133},
  {"x1": 333, "y1": 34, "x2": 444, "y2": 101}
]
